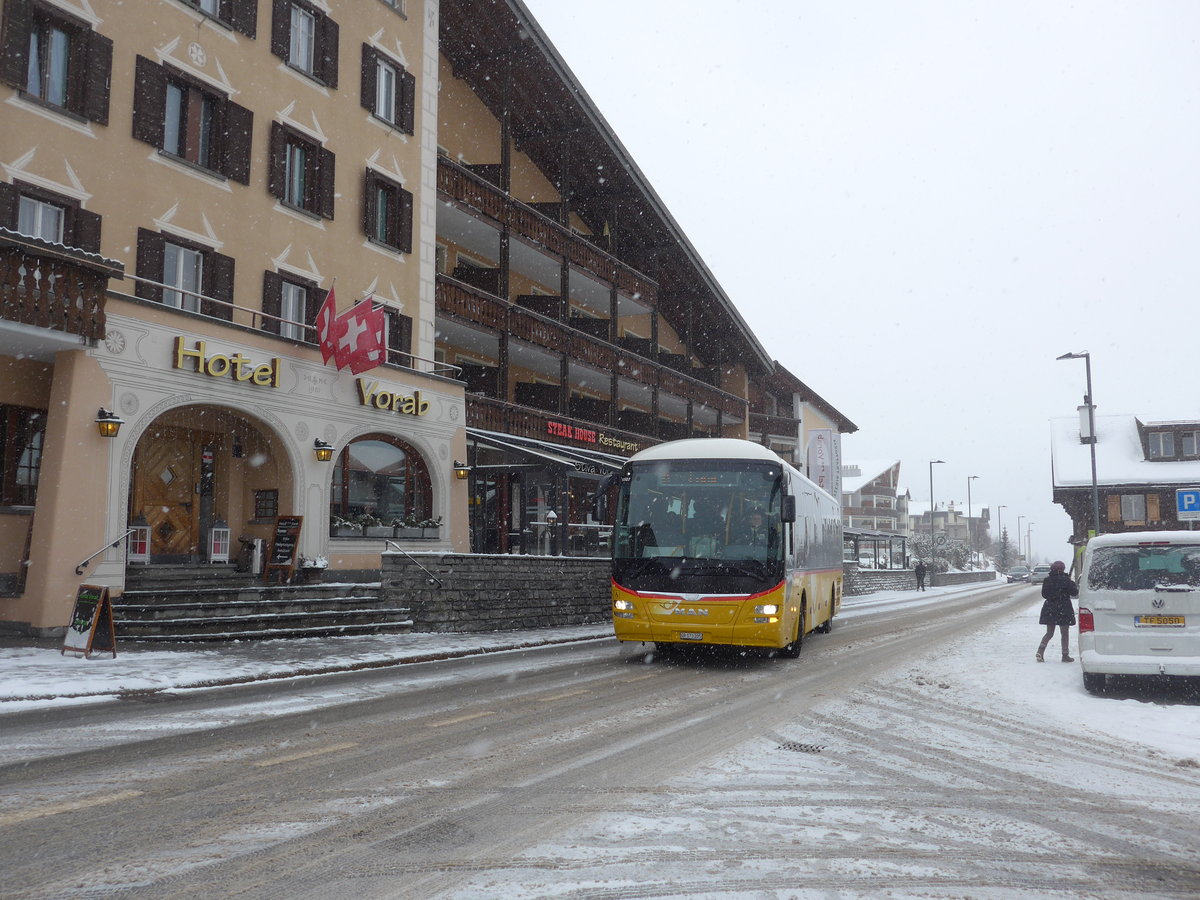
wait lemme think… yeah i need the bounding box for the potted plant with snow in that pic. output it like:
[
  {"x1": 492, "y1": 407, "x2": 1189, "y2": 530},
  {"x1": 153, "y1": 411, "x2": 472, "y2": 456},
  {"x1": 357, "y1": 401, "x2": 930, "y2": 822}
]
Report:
[
  {"x1": 296, "y1": 555, "x2": 328, "y2": 584},
  {"x1": 418, "y1": 515, "x2": 443, "y2": 539},
  {"x1": 358, "y1": 513, "x2": 392, "y2": 538},
  {"x1": 330, "y1": 514, "x2": 361, "y2": 537},
  {"x1": 392, "y1": 513, "x2": 423, "y2": 540}
]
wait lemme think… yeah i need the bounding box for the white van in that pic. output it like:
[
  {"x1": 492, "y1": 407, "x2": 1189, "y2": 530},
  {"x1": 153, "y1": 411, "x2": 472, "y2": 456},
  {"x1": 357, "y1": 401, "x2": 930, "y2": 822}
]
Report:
[{"x1": 1078, "y1": 531, "x2": 1200, "y2": 693}]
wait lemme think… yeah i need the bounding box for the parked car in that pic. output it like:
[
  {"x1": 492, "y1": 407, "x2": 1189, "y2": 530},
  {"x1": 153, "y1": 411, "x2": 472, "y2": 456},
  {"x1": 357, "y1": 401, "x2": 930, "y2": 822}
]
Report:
[
  {"x1": 1029, "y1": 564, "x2": 1052, "y2": 584},
  {"x1": 1078, "y1": 531, "x2": 1200, "y2": 694},
  {"x1": 1006, "y1": 566, "x2": 1031, "y2": 583}
]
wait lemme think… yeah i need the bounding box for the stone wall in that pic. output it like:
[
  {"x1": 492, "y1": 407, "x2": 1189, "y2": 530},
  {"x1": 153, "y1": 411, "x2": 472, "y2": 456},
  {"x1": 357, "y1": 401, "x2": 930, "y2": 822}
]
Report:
[
  {"x1": 843, "y1": 565, "x2": 997, "y2": 596},
  {"x1": 382, "y1": 552, "x2": 611, "y2": 633}
]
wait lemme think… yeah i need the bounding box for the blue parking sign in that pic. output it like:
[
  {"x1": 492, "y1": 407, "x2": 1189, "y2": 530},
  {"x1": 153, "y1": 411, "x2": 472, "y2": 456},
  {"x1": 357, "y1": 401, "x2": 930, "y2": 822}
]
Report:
[{"x1": 1177, "y1": 489, "x2": 1200, "y2": 521}]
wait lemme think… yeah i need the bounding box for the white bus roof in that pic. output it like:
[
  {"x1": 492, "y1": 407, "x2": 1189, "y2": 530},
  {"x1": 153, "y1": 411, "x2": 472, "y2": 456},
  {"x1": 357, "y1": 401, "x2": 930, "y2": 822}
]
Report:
[{"x1": 629, "y1": 438, "x2": 786, "y2": 464}]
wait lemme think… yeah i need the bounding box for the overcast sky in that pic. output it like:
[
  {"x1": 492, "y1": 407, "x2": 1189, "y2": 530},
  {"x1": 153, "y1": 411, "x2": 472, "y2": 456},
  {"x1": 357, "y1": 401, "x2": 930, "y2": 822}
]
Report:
[{"x1": 519, "y1": 0, "x2": 1200, "y2": 562}]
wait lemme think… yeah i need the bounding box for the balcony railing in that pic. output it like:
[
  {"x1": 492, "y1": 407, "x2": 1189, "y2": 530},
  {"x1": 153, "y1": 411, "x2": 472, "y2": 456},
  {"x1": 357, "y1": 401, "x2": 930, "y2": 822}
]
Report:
[
  {"x1": 438, "y1": 156, "x2": 657, "y2": 303},
  {"x1": 0, "y1": 230, "x2": 122, "y2": 342},
  {"x1": 438, "y1": 276, "x2": 746, "y2": 421},
  {"x1": 749, "y1": 411, "x2": 801, "y2": 438},
  {"x1": 466, "y1": 395, "x2": 650, "y2": 455}
]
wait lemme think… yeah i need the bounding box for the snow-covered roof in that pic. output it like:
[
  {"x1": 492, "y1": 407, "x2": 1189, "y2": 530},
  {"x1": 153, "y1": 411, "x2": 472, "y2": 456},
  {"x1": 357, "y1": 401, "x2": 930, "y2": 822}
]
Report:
[
  {"x1": 1050, "y1": 414, "x2": 1200, "y2": 488},
  {"x1": 841, "y1": 460, "x2": 898, "y2": 495}
]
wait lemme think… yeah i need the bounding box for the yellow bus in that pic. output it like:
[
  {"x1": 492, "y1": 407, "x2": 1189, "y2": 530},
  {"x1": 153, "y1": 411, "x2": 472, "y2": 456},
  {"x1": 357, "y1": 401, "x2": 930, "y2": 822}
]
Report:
[{"x1": 611, "y1": 438, "x2": 842, "y2": 657}]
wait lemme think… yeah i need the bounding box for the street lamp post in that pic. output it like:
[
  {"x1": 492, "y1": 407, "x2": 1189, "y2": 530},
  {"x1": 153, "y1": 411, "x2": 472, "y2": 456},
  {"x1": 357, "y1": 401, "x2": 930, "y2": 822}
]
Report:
[
  {"x1": 1017, "y1": 515, "x2": 1024, "y2": 563},
  {"x1": 1027, "y1": 522, "x2": 1035, "y2": 564},
  {"x1": 929, "y1": 459, "x2": 945, "y2": 563},
  {"x1": 996, "y1": 504, "x2": 1007, "y2": 563},
  {"x1": 1057, "y1": 351, "x2": 1101, "y2": 538},
  {"x1": 967, "y1": 475, "x2": 979, "y2": 568}
]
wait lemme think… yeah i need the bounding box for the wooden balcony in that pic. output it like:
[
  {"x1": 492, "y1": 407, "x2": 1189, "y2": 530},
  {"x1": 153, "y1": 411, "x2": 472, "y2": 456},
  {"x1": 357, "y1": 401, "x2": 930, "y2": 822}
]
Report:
[
  {"x1": 466, "y1": 395, "x2": 649, "y2": 456},
  {"x1": 438, "y1": 275, "x2": 746, "y2": 422},
  {"x1": 0, "y1": 231, "x2": 123, "y2": 343},
  {"x1": 749, "y1": 411, "x2": 802, "y2": 439},
  {"x1": 438, "y1": 156, "x2": 656, "y2": 303}
]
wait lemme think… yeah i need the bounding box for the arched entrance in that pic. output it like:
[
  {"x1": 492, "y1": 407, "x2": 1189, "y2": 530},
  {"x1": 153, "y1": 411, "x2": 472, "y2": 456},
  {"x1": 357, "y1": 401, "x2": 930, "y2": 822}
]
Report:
[{"x1": 129, "y1": 405, "x2": 288, "y2": 563}]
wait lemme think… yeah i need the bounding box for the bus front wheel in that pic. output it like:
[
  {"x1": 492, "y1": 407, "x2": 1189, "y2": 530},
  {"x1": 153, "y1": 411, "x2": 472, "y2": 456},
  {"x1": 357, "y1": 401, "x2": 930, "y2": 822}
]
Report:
[{"x1": 779, "y1": 601, "x2": 805, "y2": 658}]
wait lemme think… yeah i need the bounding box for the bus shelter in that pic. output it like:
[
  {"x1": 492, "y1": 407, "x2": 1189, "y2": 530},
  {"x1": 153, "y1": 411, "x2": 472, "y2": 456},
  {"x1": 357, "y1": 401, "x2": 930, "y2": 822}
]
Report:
[{"x1": 843, "y1": 528, "x2": 909, "y2": 570}]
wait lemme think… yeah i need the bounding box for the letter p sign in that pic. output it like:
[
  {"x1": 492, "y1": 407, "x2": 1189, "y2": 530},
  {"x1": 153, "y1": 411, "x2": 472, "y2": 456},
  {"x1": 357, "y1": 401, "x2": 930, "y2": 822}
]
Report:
[{"x1": 1176, "y1": 489, "x2": 1200, "y2": 521}]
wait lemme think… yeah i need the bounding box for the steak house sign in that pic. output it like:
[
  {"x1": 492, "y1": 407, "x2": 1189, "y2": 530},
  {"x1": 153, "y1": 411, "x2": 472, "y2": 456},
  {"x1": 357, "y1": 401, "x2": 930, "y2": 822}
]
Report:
[
  {"x1": 547, "y1": 419, "x2": 639, "y2": 454},
  {"x1": 171, "y1": 338, "x2": 429, "y2": 417}
]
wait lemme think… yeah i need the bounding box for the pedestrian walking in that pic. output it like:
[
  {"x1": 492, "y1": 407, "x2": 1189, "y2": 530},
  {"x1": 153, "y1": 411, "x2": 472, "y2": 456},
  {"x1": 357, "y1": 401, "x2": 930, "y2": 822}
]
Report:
[
  {"x1": 1037, "y1": 560, "x2": 1078, "y2": 662},
  {"x1": 914, "y1": 560, "x2": 927, "y2": 591}
]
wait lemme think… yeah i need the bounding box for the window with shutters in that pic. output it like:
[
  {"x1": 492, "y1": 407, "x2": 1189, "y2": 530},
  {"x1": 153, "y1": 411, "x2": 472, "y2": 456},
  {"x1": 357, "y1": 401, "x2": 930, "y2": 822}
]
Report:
[
  {"x1": 132, "y1": 57, "x2": 253, "y2": 184},
  {"x1": 1119, "y1": 494, "x2": 1146, "y2": 524},
  {"x1": 363, "y1": 169, "x2": 413, "y2": 253},
  {"x1": 261, "y1": 270, "x2": 319, "y2": 342},
  {"x1": 0, "y1": 0, "x2": 112, "y2": 124},
  {"x1": 269, "y1": 122, "x2": 335, "y2": 218},
  {"x1": 135, "y1": 228, "x2": 235, "y2": 321},
  {"x1": 361, "y1": 45, "x2": 415, "y2": 134},
  {"x1": 271, "y1": 0, "x2": 338, "y2": 87},
  {"x1": 0, "y1": 181, "x2": 101, "y2": 253},
  {"x1": 0, "y1": 405, "x2": 45, "y2": 507},
  {"x1": 178, "y1": 0, "x2": 258, "y2": 35}
]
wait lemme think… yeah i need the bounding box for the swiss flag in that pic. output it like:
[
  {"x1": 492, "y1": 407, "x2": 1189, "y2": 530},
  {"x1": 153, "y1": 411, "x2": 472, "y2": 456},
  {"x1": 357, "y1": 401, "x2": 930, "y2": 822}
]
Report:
[
  {"x1": 315, "y1": 288, "x2": 338, "y2": 366},
  {"x1": 334, "y1": 299, "x2": 387, "y2": 375}
]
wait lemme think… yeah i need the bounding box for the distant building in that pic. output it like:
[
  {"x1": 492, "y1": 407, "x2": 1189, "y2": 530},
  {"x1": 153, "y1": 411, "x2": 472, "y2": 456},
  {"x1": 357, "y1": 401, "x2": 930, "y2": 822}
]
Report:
[
  {"x1": 1052, "y1": 415, "x2": 1200, "y2": 541},
  {"x1": 842, "y1": 462, "x2": 904, "y2": 533}
]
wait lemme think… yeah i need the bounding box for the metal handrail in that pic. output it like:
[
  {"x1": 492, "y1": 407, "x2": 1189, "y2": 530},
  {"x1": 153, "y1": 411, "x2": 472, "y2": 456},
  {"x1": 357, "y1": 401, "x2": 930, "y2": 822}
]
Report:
[
  {"x1": 75, "y1": 528, "x2": 137, "y2": 575},
  {"x1": 382, "y1": 539, "x2": 443, "y2": 587}
]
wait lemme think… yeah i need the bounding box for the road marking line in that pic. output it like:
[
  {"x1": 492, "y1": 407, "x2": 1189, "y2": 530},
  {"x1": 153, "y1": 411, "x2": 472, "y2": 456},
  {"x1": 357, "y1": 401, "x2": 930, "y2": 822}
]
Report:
[
  {"x1": 427, "y1": 711, "x2": 494, "y2": 727},
  {"x1": 537, "y1": 689, "x2": 591, "y2": 702},
  {"x1": 622, "y1": 673, "x2": 659, "y2": 682},
  {"x1": 252, "y1": 742, "x2": 359, "y2": 767},
  {"x1": 0, "y1": 790, "x2": 144, "y2": 827}
]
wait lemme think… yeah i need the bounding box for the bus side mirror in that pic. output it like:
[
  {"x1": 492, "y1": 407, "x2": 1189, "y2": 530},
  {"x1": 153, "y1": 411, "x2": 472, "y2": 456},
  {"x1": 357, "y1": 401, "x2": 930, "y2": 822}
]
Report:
[{"x1": 781, "y1": 496, "x2": 796, "y2": 523}]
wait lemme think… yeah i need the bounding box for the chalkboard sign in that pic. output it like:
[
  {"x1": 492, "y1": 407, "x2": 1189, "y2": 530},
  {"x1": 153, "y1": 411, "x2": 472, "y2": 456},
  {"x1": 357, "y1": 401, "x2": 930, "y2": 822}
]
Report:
[
  {"x1": 264, "y1": 515, "x2": 303, "y2": 584},
  {"x1": 61, "y1": 584, "x2": 117, "y2": 658}
]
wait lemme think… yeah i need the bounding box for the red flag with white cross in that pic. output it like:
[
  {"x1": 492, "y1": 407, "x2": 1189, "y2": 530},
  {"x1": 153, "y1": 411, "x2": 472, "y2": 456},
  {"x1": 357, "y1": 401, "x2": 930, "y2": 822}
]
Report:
[{"x1": 333, "y1": 299, "x2": 387, "y2": 374}]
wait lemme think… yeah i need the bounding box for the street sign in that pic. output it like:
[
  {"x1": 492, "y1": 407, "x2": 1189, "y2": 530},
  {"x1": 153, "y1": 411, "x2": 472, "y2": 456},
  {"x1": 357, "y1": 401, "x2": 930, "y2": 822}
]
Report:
[{"x1": 1176, "y1": 489, "x2": 1200, "y2": 522}]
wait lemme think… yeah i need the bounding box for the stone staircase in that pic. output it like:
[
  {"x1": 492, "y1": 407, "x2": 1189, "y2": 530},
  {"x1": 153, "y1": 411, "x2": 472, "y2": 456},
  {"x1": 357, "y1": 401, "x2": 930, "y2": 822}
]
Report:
[{"x1": 114, "y1": 565, "x2": 412, "y2": 641}]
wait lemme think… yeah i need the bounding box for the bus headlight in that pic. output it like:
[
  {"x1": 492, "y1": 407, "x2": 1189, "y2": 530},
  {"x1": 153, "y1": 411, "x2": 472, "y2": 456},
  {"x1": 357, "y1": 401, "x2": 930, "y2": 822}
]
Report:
[
  {"x1": 614, "y1": 599, "x2": 635, "y2": 611},
  {"x1": 754, "y1": 604, "x2": 779, "y2": 615}
]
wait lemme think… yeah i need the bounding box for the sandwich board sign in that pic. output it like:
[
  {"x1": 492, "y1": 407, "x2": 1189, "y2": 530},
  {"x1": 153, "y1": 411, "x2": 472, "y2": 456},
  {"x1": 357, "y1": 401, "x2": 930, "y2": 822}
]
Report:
[
  {"x1": 264, "y1": 515, "x2": 303, "y2": 584},
  {"x1": 61, "y1": 584, "x2": 117, "y2": 658}
]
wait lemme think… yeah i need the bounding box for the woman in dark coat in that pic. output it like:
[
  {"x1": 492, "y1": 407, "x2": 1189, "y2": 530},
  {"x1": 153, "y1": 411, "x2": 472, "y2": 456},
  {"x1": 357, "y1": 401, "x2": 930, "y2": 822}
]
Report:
[{"x1": 1037, "y1": 560, "x2": 1079, "y2": 662}]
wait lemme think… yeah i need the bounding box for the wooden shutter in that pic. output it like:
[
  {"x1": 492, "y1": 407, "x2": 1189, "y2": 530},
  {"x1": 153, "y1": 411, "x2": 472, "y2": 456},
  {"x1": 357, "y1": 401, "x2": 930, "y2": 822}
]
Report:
[
  {"x1": 386, "y1": 310, "x2": 412, "y2": 366},
  {"x1": 261, "y1": 271, "x2": 283, "y2": 334},
  {"x1": 135, "y1": 228, "x2": 165, "y2": 302},
  {"x1": 363, "y1": 168, "x2": 379, "y2": 237},
  {"x1": 269, "y1": 0, "x2": 290, "y2": 60},
  {"x1": 360, "y1": 44, "x2": 378, "y2": 113},
  {"x1": 399, "y1": 68, "x2": 415, "y2": 135},
  {"x1": 267, "y1": 122, "x2": 286, "y2": 199},
  {"x1": 224, "y1": 0, "x2": 258, "y2": 38},
  {"x1": 397, "y1": 185, "x2": 414, "y2": 254},
  {"x1": 204, "y1": 250, "x2": 235, "y2": 321},
  {"x1": 81, "y1": 29, "x2": 112, "y2": 125},
  {"x1": 221, "y1": 99, "x2": 253, "y2": 185},
  {"x1": 1147, "y1": 493, "x2": 1161, "y2": 522},
  {"x1": 318, "y1": 14, "x2": 339, "y2": 88},
  {"x1": 1106, "y1": 494, "x2": 1121, "y2": 522},
  {"x1": 317, "y1": 145, "x2": 336, "y2": 219},
  {"x1": 0, "y1": 0, "x2": 33, "y2": 92},
  {"x1": 132, "y1": 56, "x2": 167, "y2": 148},
  {"x1": 0, "y1": 181, "x2": 18, "y2": 229},
  {"x1": 73, "y1": 208, "x2": 102, "y2": 254}
]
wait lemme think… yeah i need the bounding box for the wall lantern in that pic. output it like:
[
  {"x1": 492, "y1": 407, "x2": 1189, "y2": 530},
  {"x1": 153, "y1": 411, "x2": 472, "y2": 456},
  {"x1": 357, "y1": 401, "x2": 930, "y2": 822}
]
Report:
[
  {"x1": 453, "y1": 460, "x2": 471, "y2": 480},
  {"x1": 313, "y1": 438, "x2": 334, "y2": 462},
  {"x1": 95, "y1": 408, "x2": 124, "y2": 438}
]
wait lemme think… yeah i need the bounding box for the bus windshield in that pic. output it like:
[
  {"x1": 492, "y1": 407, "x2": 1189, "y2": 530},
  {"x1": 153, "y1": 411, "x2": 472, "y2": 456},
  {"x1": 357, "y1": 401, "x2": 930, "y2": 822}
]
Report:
[{"x1": 614, "y1": 459, "x2": 784, "y2": 564}]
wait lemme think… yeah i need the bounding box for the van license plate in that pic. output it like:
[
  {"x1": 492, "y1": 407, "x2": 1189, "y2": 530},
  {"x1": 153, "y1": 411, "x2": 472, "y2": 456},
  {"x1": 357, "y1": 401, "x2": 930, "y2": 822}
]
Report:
[
  {"x1": 678, "y1": 632, "x2": 703, "y2": 641},
  {"x1": 1134, "y1": 615, "x2": 1185, "y2": 627}
]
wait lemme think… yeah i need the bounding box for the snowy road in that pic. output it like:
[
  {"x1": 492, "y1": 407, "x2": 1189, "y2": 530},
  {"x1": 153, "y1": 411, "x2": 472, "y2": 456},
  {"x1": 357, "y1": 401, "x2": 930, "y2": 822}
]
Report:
[{"x1": 2, "y1": 584, "x2": 1198, "y2": 899}]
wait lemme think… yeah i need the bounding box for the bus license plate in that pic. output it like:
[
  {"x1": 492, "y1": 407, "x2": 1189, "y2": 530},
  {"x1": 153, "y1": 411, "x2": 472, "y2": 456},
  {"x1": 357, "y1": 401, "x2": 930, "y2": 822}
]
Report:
[
  {"x1": 678, "y1": 632, "x2": 703, "y2": 641},
  {"x1": 1134, "y1": 615, "x2": 1185, "y2": 627}
]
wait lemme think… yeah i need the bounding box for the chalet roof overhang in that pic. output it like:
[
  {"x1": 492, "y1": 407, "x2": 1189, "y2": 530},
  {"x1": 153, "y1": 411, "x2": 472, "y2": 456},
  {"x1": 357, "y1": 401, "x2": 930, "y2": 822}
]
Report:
[
  {"x1": 761, "y1": 360, "x2": 858, "y2": 433},
  {"x1": 439, "y1": 0, "x2": 773, "y2": 376}
]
